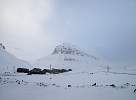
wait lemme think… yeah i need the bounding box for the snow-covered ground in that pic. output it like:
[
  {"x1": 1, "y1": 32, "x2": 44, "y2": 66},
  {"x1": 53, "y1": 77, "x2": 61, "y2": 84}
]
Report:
[{"x1": 0, "y1": 68, "x2": 136, "y2": 100}]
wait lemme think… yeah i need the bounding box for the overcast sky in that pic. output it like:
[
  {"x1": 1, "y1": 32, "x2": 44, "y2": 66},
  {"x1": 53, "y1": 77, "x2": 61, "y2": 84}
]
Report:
[{"x1": 0, "y1": 0, "x2": 136, "y2": 65}]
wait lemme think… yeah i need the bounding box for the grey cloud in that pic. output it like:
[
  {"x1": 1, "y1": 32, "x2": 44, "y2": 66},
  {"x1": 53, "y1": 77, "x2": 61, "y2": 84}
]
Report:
[{"x1": 0, "y1": 0, "x2": 136, "y2": 65}]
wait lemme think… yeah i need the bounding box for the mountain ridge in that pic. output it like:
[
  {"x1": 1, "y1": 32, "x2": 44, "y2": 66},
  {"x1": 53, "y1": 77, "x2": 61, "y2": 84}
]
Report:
[{"x1": 0, "y1": 43, "x2": 31, "y2": 73}]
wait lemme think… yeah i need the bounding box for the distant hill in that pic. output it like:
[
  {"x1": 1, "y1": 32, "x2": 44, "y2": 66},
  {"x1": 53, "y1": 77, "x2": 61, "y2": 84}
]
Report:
[
  {"x1": 34, "y1": 43, "x2": 103, "y2": 71},
  {"x1": 0, "y1": 43, "x2": 31, "y2": 73}
]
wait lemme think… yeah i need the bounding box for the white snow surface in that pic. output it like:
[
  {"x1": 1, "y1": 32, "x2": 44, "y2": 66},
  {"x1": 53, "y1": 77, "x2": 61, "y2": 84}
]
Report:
[
  {"x1": 0, "y1": 69, "x2": 136, "y2": 100},
  {"x1": 0, "y1": 44, "x2": 31, "y2": 73},
  {"x1": 0, "y1": 43, "x2": 136, "y2": 100}
]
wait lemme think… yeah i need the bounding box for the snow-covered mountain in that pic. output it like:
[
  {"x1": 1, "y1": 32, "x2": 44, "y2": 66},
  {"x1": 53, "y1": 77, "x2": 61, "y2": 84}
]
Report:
[
  {"x1": 1, "y1": 43, "x2": 136, "y2": 100},
  {"x1": 34, "y1": 43, "x2": 104, "y2": 71},
  {"x1": 0, "y1": 43, "x2": 31, "y2": 73},
  {"x1": 52, "y1": 43, "x2": 97, "y2": 59}
]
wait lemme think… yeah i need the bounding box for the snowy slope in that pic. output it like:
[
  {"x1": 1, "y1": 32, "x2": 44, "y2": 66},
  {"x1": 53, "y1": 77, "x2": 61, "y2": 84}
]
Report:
[
  {"x1": 34, "y1": 43, "x2": 105, "y2": 71},
  {"x1": 0, "y1": 43, "x2": 31, "y2": 73}
]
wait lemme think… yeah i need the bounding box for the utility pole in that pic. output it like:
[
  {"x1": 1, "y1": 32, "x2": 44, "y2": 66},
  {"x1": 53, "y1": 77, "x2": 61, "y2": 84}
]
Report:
[
  {"x1": 7, "y1": 66, "x2": 8, "y2": 70},
  {"x1": 49, "y1": 64, "x2": 52, "y2": 79},
  {"x1": 50, "y1": 64, "x2": 52, "y2": 70},
  {"x1": 106, "y1": 65, "x2": 110, "y2": 73}
]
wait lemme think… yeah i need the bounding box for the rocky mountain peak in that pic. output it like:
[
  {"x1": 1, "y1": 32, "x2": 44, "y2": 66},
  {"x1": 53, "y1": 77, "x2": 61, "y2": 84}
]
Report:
[
  {"x1": 0, "y1": 43, "x2": 6, "y2": 50},
  {"x1": 52, "y1": 43, "x2": 97, "y2": 60}
]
